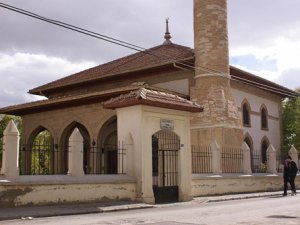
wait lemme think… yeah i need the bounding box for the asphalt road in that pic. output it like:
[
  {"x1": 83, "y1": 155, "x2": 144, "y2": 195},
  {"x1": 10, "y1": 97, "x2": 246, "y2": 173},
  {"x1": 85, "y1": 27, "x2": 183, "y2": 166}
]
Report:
[{"x1": 2, "y1": 194, "x2": 300, "y2": 225}]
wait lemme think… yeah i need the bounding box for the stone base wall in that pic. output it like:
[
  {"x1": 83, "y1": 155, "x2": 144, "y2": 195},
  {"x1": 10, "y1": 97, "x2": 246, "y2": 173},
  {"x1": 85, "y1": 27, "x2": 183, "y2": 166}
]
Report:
[
  {"x1": 0, "y1": 175, "x2": 136, "y2": 207},
  {"x1": 192, "y1": 174, "x2": 300, "y2": 196}
]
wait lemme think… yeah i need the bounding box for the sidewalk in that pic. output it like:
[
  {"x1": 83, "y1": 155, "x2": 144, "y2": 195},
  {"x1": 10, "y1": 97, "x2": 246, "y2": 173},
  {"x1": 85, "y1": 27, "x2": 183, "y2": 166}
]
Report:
[{"x1": 0, "y1": 191, "x2": 289, "y2": 221}]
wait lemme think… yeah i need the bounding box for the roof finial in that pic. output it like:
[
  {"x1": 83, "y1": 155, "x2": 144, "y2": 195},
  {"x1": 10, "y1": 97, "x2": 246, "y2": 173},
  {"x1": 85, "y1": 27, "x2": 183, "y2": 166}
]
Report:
[{"x1": 163, "y1": 18, "x2": 172, "y2": 45}]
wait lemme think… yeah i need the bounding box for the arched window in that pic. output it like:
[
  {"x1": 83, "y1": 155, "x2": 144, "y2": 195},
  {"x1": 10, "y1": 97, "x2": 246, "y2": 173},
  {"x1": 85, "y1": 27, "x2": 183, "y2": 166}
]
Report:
[
  {"x1": 242, "y1": 101, "x2": 251, "y2": 127},
  {"x1": 261, "y1": 106, "x2": 268, "y2": 130}
]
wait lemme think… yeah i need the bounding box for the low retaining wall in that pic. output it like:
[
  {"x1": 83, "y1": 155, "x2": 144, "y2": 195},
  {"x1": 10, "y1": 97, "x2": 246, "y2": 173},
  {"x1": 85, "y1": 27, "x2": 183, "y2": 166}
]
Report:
[
  {"x1": 192, "y1": 174, "x2": 300, "y2": 196},
  {"x1": 0, "y1": 175, "x2": 137, "y2": 207}
]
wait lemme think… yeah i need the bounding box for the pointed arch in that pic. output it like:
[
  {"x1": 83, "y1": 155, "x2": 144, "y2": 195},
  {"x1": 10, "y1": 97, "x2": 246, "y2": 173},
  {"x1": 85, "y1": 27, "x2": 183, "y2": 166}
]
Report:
[
  {"x1": 260, "y1": 104, "x2": 268, "y2": 130},
  {"x1": 27, "y1": 126, "x2": 52, "y2": 146},
  {"x1": 244, "y1": 132, "x2": 254, "y2": 172},
  {"x1": 241, "y1": 99, "x2": 251, "y2": 127},
  {"x1": 97, "y1": 116, "x2": 118, "y2": 174},
  {"x1": 21, "y1": 126, "x2": 54, "y2": 175},
  {"x1": 60, "y1": 121, "x2": 91, "y2": 174},
  {"x1": 244, "y1": 133, "x2": 253, "y2": 152},
  {"x1": 261, "y1": 136, "x2": 270, "y2": 163}
]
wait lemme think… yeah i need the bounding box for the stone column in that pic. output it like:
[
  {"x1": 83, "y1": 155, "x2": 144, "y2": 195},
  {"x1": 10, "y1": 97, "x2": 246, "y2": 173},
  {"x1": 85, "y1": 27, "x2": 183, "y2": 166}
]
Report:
[
  {"x1": 1, "y1": 121, "x2": 19, "y2": 180},
  {"x1": 191, "y1": 0, "x2": 243, "y2": 148},
  {"x1": 68, "y1": 128, "x2": 84, "y2": 177},
  {"x1": 267, "y1": 144, "x2": 277, "y2": 174},
  {"x1": 241, "y1": 142, "x2": 252, "y2": 175},
  {"x1": 289, "y1": 145, "x2": 298, "y2": 167},
  {"x1": 211, "y1": 140, "x2": 221, "y2": 175}
]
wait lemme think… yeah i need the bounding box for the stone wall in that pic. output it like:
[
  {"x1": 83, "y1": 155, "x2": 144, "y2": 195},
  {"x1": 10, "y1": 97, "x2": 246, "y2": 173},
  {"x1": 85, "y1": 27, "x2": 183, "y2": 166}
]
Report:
[
  {"x1": 0, "y1": 176, "x2": 136, "y2": 207},
  {"x1": 192, "y1": 175, "x2": 300, "y2": 196}
]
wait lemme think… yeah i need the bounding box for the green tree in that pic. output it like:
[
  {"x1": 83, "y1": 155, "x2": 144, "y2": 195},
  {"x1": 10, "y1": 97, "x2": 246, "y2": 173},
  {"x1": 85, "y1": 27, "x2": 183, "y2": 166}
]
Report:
[
  {"x1": 282, "y1": 89, "x2": 300, "y2": 156},
  {"x1": 30, "y1": 130, "x2": 52, "y2": 175}
]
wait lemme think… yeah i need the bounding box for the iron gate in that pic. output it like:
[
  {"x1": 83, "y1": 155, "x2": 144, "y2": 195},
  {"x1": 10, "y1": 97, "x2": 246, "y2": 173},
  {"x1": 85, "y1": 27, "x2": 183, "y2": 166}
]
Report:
[{"x1": 152, "y1": 130, "x2": 179, "y2": 203}]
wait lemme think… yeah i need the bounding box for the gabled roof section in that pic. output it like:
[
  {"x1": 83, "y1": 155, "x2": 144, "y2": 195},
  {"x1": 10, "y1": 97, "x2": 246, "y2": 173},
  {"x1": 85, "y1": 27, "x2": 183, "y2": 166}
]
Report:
[
  {"x1": 29, "y1": 43, "x2": 194, "y2": 95},
  {"x1": 230, "y1": 66, "x2": 299, "y2": 98},
  {"x1": 103, "y1": 88, "x2": 203, "y2": 112},
  {"x1": 0, "y1": 84, "x2": 189, "y2": 116}
]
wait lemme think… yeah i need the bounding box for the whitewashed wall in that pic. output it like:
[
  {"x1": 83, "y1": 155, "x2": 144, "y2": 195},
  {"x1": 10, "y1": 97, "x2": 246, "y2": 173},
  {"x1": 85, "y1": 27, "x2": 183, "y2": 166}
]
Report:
[{"x1": 231, "y1": 87, "x2": 282, "y2": 152}]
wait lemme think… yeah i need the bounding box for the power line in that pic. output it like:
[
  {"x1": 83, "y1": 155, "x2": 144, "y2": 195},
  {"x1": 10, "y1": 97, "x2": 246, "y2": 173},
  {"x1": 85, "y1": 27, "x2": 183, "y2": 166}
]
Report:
[
  {"x1": 0, "y1": 2, "x2": 296, "y2": 98},
  {"x1": 0, "y1": 1, "x2": 222, "y2": 75}
]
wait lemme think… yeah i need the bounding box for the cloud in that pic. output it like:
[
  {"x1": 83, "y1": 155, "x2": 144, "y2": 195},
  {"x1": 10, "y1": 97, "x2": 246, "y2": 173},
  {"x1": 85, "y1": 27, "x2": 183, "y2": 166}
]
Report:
[
  {"x1": 277, "y1": 69, "x2": 300, "y2": 91},
  {"x1": 0, "y1": 52, "x2": 95, "y2": 107},
  {"x1": 0, "y1": 0, "x2": 300, "y2": 108},
  {"x1": 0, "y1": 0, "x2": 193, "y2": 63}
]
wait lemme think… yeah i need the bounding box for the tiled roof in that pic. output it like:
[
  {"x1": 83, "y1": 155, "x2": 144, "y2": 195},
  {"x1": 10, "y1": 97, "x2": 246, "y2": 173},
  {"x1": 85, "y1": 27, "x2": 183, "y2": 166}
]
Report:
[
  {"x1": 103, "y1": 88, "x2": 203, "y2": 113},
  {"x1": 0, "y1": 85, "x2": 190, "y2": 115},
  {"x1": 30, "y1": 43, "x2": 193, "y2": 94},
  {"x1": 28, "y1": 42, "x2": 298, "y2": 98},
  {"x1": 0, "y1": 85, "x2": 144, "y2": 115}
]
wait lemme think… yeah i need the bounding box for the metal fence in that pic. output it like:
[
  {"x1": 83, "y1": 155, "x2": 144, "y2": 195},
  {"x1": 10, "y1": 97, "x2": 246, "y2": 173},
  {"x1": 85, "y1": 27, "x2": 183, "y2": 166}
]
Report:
[
  {"x1": 191, "y1": 145, "x2": 212, "y2": 173},
  {"x1": 85, "y1": 143, "x2": 126, "y2": 175},
  {"x1": 19, "y1": 144, "x2": 68, "y2": 175},
  {"x1": 276, "y1": 155, "x2": 284, "y2": 173},
  {"x1": 221, "y1": 147, "x2": 243, "y2": 173},
  {"x1": 19, "y1": 142, "x2": 126, "y2": 175},
  {"x1": 251, "y1": 151, "x2": 268, "y2": 173},
  {"x1": 0, "y1": 139, "x2": 2, "y2": 171}
]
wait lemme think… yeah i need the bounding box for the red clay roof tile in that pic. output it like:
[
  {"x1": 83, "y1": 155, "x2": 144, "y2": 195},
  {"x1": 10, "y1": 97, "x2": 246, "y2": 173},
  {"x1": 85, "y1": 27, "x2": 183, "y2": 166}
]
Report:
[
  {"x1": 29, "y1": 43, "x2": 193, "y2": 94},
  {"x1": 103, "y1": 88, "x2": 203, "y2": 112}
]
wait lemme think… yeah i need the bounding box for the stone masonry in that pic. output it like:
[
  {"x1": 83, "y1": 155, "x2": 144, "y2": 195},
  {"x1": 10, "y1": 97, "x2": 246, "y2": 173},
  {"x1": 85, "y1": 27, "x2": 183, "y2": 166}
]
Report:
[{"x1": 191, "y1": 0, "x2": 243, "y2": 147}]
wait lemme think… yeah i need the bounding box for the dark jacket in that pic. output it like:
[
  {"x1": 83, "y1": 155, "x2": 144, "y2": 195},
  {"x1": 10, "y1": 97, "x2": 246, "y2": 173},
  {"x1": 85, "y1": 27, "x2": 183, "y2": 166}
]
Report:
[
  {"x1": 289, "y1": 161, "x2": 298, "y2": 178},
  {"x1": 283, "y1": 161, "x2": 289, "y2": 180}
]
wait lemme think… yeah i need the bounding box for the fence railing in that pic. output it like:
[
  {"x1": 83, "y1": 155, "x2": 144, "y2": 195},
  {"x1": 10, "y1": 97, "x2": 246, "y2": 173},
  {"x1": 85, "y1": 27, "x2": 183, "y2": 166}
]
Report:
[
  {"x1": 19, "y1": 144, "x2": 68, "y2": 175},
  {"x1": 221, "y1": 147, "x2": 243, "y2": 173},
  {"x1": 251, "y1": 151, "x2": 268, "y2": 173},
  {"x1": 192, "y1": 145, "x2": 212, "y2": 173},
  {"x1": 192, "y1": 146, "x2": 276, "y2": 174},
  {"x1": 0, "y1": 141, "x2": 2, "y2": 171},
  {"x1": 18, "y1": 143, "x2": 126, "y2": 175},
  {"x1": 276, "y1": 155, "x2": 284, "y2": 173},
  {"x1": 85, "y1": 143, "x2": 126, "y2": 175}
]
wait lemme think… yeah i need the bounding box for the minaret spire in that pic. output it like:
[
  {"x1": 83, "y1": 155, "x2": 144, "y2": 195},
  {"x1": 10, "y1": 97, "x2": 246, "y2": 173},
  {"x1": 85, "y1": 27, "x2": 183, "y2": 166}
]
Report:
[{"x1": 163, "y1": 18, "x2": 172, "y2": 45}]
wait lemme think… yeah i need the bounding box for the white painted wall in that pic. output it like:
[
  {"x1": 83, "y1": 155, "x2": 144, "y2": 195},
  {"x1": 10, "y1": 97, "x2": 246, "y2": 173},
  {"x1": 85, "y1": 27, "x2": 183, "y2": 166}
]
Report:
[
  {"x1": 117, "y1": 105, "x2": 193, "y2": 203},
  {"x1": 231, "y1": 88, "x2": 282, "y2": 152},
  {"x1": 153, "y1": 79, "x2": 189, "y2": 95}
]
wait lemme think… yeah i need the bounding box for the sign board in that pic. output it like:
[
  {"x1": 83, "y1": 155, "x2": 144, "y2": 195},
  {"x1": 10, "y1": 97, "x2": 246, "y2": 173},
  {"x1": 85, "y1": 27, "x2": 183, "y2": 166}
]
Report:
[{"x1": 160, "y1": 119, "x2": 174, "y2": 130}]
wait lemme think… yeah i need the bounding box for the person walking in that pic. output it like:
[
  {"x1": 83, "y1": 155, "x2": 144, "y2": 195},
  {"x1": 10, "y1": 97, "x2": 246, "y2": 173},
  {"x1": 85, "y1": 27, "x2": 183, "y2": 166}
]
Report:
[{"x1": 283, "y1": 156, "x2": 298, "y2": 196}]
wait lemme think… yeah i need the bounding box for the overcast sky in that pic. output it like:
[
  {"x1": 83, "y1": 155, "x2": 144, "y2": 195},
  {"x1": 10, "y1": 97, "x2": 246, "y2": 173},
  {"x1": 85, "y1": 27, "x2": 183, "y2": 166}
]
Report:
[{"x1": 0, "y1": 0, "x2": 299, "y2": 107}]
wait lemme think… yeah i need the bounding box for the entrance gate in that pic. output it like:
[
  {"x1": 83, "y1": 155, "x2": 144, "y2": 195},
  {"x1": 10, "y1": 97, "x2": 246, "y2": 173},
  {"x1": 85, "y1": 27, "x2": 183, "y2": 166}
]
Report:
[{"x1": 152, "y1": 130, "x2": 179, "y2": 203}]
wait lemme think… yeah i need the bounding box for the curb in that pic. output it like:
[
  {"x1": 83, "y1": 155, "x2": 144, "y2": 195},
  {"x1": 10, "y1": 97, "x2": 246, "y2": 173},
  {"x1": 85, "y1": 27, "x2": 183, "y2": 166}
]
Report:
[{"x1": 0, "y1": 204, "x2": 153, "y2": 221}]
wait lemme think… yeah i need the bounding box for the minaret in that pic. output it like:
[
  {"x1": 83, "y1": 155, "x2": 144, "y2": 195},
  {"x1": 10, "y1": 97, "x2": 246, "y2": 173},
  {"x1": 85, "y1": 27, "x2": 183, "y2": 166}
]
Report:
[
  {"x1": 191, "y1": 0, "x2": 243, "y2": 147},
  {"x1": 163, "y1": 18, "x2": 172, "y2": 45}
]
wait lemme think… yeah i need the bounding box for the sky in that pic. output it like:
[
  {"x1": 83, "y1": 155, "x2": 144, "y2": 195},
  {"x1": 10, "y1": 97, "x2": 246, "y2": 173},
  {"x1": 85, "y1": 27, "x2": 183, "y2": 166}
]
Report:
[{"x1": 0, "y1": 0, "x2": 299, "y2": 108}]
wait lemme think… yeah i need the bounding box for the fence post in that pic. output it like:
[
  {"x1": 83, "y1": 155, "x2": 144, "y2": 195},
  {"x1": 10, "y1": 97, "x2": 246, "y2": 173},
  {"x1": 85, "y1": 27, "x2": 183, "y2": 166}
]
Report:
[
  {"x1": 289, "y1": 145, "x2": 298, "y2": 168},
  {"x1": 211, "y1": 140, "x2": 221, "y2": 175},
  {"x1": 241, "y1": 142, "x2": 252, "y2": 175},
  {"x1": 68, "y1": 128, "x2": 84, "y2": 177},
  {"x1": 267, "y1": 144, "x2": 277, "y2": 174},
  {"x1": 0, "y1": 121, "x2": 20, "y2": 179}
]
